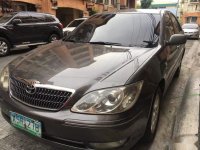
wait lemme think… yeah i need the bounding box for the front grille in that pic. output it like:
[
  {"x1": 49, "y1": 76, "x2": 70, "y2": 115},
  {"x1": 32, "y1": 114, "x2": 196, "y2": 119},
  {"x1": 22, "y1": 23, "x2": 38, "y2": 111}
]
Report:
[{"x1": 9, "y1": 77, "x2": 73, "y2": 110}]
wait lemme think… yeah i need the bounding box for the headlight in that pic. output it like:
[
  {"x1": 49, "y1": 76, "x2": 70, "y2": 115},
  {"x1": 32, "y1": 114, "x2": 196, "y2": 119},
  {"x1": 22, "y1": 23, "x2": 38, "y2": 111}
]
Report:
[
  {"x1": 71, "y1": 81, "x2": 143, "y2": 114},
  {"x1": 0, "y1": 66, "x2": 9, "y2": 91}
]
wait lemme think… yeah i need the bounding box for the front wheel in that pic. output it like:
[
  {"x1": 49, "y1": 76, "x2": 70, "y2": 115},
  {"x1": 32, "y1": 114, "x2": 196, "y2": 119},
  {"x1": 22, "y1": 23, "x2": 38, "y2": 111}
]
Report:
[
  {"x1": 0, "y1": 37, "x2": 10, "y2": 56},
  {"x1": 49, "y1": 34, "x2": 59, "y2": 43},
  {"x1": 143, "y1": 89, "x2": 161, "y2": 142}
]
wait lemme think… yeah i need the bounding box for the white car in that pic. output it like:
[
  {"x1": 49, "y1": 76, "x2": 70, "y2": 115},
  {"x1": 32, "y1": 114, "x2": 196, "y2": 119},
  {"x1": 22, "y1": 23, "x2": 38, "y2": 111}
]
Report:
[
  {"x1": 63, "y1": 18, "x2": 87, "y2": 36},
  {"x1": 182, "y1": 23, "x2": 199, "y2": 39}
]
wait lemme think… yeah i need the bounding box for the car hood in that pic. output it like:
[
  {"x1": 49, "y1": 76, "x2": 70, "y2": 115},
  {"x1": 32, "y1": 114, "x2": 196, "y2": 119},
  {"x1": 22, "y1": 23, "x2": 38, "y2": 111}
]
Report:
[
  {"x1": 9, "y1": 41, "x2": 156, "y2": 92},
  {"x1": 183, "y1": 28, "x2": 199, "y2": 32}
]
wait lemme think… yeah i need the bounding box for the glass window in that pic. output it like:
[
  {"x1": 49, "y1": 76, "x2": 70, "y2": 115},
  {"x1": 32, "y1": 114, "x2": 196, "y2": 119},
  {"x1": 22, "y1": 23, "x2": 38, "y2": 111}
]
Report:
[
  {"x1": 65, "y1": 13, "x2": 161, "y2": 48},
  {"x1": 45, "y1": 15, "x2": 56, "y2": 22},
  {"x1": 96, "y1": 0, "x2": 103, "y2": 3},
  {"x1": 186, "y1": 16, "x2": 197, "y2": 23},
  {"x1": 164, "y1": 13, "x2": 175, "y2": 41},
  {"x1": 15, "y1": 13, "x2": 32, "y2": 23},
  {"x1": 105, "y1": 0, "x2": 109, "y2": 5},
  {"x1": 31, "y1": 13, "x2": 45, "y2": 23},
  {"x1": 190, "y1": 0, "x2": 199, "y2": 2},
  {"x1": 170, "y1": 13, "x2": 182, "y2": 33},
  {"x1": 67, "y1": 19, "x2": 85, "y2": 27},
  {"x1": 0, "y1": 13, "x2": 17, "y2": 23},
  {"x1": 111, "y1": 0, "x2": 117, "y2": 5}
]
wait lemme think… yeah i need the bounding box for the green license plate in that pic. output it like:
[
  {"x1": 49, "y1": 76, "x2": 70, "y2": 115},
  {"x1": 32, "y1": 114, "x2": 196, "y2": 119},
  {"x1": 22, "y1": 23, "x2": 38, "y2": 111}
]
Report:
[{"x1": 10, "y1": 111, "x2": 42, "y2": 137}]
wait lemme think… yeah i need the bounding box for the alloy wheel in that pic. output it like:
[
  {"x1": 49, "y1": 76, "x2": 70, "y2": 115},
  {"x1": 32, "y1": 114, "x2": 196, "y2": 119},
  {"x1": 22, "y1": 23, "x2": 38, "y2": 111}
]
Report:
[
  {"x1": 50, "y1": 34, "x2": 58, "y2": 42},
  {"x1": 0, "y1": 40, "x2": 8, "y2": 55}
]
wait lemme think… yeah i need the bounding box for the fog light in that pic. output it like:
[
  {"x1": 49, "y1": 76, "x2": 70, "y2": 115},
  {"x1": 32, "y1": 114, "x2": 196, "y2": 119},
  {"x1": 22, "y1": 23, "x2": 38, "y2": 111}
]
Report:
[{"x1": 88, "y1": 139, "x2": 127, "y2": 149}]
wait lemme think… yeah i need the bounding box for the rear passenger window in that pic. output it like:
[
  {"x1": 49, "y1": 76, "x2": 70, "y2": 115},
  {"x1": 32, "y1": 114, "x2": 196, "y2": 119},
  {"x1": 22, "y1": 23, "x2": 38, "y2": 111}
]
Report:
[
  {"x1": 170, "y1": 13, "x2": 182, "y2": 33},
  {"x1": 45, "y1": 15, "x2": 56, "y2": 22},
  {"x1": 31, "y1": 13, "x2": 45, "y2": 23}
]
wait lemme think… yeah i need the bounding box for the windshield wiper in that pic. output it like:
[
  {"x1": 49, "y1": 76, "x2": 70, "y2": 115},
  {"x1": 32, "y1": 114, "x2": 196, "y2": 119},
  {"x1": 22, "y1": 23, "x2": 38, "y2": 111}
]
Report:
[
  {"x1": 143, "y1": 40, "x2": 158, "y2": 47},
  {"x1": 89, "y1": 41, "x2": 122, "y2": 46}
]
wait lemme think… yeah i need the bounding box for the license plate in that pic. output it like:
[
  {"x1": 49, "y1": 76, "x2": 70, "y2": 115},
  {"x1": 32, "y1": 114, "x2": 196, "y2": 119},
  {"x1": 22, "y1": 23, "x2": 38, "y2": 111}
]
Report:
[{"x1": 10, "y1": 111, "x2": 42, "y2": 137}]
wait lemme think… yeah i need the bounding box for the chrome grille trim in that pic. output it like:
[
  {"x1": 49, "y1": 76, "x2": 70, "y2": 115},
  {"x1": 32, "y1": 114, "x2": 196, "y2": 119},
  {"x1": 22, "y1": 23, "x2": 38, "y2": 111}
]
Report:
[{"x1": 9, "y1": 77, "x2": 75, "y2": 111}]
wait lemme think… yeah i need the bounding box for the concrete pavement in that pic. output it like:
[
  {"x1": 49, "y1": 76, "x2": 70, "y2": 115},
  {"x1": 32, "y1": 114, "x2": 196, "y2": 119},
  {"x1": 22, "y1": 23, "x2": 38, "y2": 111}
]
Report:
[{"x1": 172, "y1": 40, "x2": 200, "y2": 150}]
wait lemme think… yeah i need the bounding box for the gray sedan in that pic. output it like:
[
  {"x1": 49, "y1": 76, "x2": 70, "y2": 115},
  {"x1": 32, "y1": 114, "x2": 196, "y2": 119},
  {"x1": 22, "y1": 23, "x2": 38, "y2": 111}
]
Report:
[{"x1": 182, "y1": 23, "x2": 199, "y2": 39}]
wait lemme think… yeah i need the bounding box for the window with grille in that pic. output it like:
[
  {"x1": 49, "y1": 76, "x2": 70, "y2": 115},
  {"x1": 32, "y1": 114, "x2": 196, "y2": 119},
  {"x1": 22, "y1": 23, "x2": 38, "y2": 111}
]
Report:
[
  {"x1": 111, "y1": 0, "x2": 117, "y2": 5},
  {"x1": 186, "y1": 16, "x2": 197, "y2": 23},
  {"x1": 190, "y1": 0, "x2": 199, "y2": 2},
  {"x1": 96, "y1": 0, "x2": 103, "y2": 3},
  {"x1": 105, "y1": 0, "x2": 109, "y2": 5}
]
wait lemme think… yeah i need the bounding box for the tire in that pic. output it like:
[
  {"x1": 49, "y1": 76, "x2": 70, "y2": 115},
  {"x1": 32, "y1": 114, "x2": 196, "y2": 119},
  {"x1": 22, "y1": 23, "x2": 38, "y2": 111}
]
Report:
[
  {"x1": 49, "y1": 33, "x2": 59, "y2": 43},
  {"x1": 143, "y1": 88, "x2": 161, "y2": 142},
  {"x1": 0, "y1": 37, "x2": 10, "y2": 56}
]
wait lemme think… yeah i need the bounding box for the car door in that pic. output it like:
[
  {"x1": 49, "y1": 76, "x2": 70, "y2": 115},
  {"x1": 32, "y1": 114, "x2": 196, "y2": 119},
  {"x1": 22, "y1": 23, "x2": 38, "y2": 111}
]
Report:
[
  {"x1": 29, "y1": 13, "x2": 48, "y2": 43},
  {"x1": 5, "y1": 12, "x2": 34, "y2": 45},
  {"x1": 162, "y1": 12, "x2": 184, "y2": 88}
]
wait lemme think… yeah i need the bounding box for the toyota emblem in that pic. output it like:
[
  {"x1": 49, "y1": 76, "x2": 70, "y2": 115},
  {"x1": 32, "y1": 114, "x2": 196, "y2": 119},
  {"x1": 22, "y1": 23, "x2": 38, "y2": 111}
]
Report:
[{"x1": 25, "y1": 80, "x2": 39, "y2": 94}]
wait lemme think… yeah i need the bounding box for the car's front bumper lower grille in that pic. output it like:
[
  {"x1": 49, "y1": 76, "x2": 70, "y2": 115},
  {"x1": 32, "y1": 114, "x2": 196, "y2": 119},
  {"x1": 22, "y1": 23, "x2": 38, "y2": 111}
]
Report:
[{"x1": 9, "y1": 77, "x2": 73, "y2": 110}]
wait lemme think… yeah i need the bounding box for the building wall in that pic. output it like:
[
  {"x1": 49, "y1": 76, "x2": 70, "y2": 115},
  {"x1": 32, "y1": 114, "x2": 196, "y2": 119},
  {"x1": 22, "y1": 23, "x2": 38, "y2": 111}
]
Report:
[
  {"x1": 179, "y1": 0, "x2": 200, "y2": 25},
  {"x1": 182, "y1": 12, "x2": 200, "y2": 25},
  {"x1": 11, "y1": 0, "x2": 88, "y2": 15},
  {"x1": 120, "y1": 0, "x2": 135, "y2": 9}
]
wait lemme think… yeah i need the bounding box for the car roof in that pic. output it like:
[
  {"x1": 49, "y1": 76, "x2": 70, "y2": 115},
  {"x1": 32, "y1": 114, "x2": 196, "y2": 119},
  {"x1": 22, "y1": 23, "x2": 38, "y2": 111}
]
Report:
[
  {"x1": 95, "y1": 9, "x2": 168, "y2": 16},
  {"x1": 118, "y1": 9, "x2": 163, "y2": 14},
  {"x1": 16, "y1": 11, "x2": 54, "y2": 16}
]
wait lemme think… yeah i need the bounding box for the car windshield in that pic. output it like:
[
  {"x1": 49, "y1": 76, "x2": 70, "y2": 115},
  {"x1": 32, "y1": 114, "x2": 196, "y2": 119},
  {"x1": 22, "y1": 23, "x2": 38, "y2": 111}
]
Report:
[
  {"x1": 0, "y1": 13, "x2": 16, "y2": 23},
  {"x1": 182, "y1": 24, "x2": 198, "y2": 29},
  {"x1": 67, "y1": 19, "x2": 85, "y2": 27},
  {"x1": 64, "y1": 13, "x2": 160, "y2": 48}
]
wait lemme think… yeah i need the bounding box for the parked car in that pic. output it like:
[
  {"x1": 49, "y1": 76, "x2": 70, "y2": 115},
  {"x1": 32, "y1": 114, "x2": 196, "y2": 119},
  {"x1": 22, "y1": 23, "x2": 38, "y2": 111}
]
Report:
[
  {"x1": 63, "y1": 17, "x2": 87, "y2": 36},
  {"x1": 0, "y1": 11, "x2": 63, "y2": 56},
  {"x1": 182, "y1": 23, "x2": 199, "y2": 39},
  {"x1": 0, "y1": 9, "x2": 186, "y2": 150}
]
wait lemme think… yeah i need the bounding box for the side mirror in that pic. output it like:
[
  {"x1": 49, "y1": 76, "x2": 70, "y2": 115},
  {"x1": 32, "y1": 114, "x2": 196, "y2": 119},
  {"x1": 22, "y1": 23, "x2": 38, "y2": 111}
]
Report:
[
  {"x1": 12, "y1": 19, "x2": 22, "y2": 25},
  {"x1": 166, "y1": 34, "x2": 187, "y2": 45}
]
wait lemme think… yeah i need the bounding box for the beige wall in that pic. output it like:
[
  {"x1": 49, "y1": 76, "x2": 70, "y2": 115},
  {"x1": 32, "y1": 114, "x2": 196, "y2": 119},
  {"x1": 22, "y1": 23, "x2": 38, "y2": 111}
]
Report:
[
  {"x1": 12, "y1": 0, "x2": 88, "y2": 15},
  {"x1": 180, "y1": 1, "x2": 200, "y2": 25},
  {"x1": 182, "y1": 12, "x2": 200, "y2": 25}
]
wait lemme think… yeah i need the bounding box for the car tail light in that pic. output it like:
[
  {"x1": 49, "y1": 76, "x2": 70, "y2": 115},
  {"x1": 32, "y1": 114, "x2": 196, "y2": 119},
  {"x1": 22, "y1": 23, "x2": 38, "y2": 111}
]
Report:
[{"x1": 58, "y1": 23, "x2": 63, "y2": 29}]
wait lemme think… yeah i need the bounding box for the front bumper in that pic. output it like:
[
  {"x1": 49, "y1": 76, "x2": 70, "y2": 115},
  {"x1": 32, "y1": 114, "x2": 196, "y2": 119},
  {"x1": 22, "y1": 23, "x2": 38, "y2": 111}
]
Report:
[
  {"x1": 184, "y1": 32, "x2": 199, "y2": 39},
  {"x1": 1, "y1": 95, "x2": 149, "y2": 150}
]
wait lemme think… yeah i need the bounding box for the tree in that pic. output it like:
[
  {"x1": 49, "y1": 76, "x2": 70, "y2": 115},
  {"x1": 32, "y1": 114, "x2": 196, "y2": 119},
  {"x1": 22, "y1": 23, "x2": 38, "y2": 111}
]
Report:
[{"x1": 141, "y1": 0, "x2": 153, "y2": 8}]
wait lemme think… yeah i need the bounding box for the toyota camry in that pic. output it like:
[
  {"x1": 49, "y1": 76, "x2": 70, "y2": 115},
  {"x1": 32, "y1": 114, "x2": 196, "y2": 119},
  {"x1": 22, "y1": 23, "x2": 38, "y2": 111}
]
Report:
[{"x1": 0, "y1": 9, "x2": 186, "y2": 150}]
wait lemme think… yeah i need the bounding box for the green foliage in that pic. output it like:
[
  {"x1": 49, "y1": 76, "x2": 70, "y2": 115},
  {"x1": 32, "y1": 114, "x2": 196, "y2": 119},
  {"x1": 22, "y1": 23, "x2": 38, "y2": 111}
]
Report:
[
  {"x1": 89, "y1": 9, "x2": 98, "y2": 16},
  {"x1": 141, "y1": 0, "x2": 153, "y2": 8}
]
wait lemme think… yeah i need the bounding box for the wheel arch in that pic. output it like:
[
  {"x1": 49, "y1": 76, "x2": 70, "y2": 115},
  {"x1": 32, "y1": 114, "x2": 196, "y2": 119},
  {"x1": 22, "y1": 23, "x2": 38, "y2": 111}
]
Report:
[{"x1": 0, "y1": 32, "x2": 13, "y2": 47}]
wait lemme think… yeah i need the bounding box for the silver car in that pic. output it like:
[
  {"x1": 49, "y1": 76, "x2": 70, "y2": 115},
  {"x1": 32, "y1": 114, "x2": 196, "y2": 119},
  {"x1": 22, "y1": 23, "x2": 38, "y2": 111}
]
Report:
[
  {"x1": 63, "y1": 18, "x2": 87, "y2": 36},
  {"x1": 182, "y1": 23, "x2": 199, "y2": 39}
]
